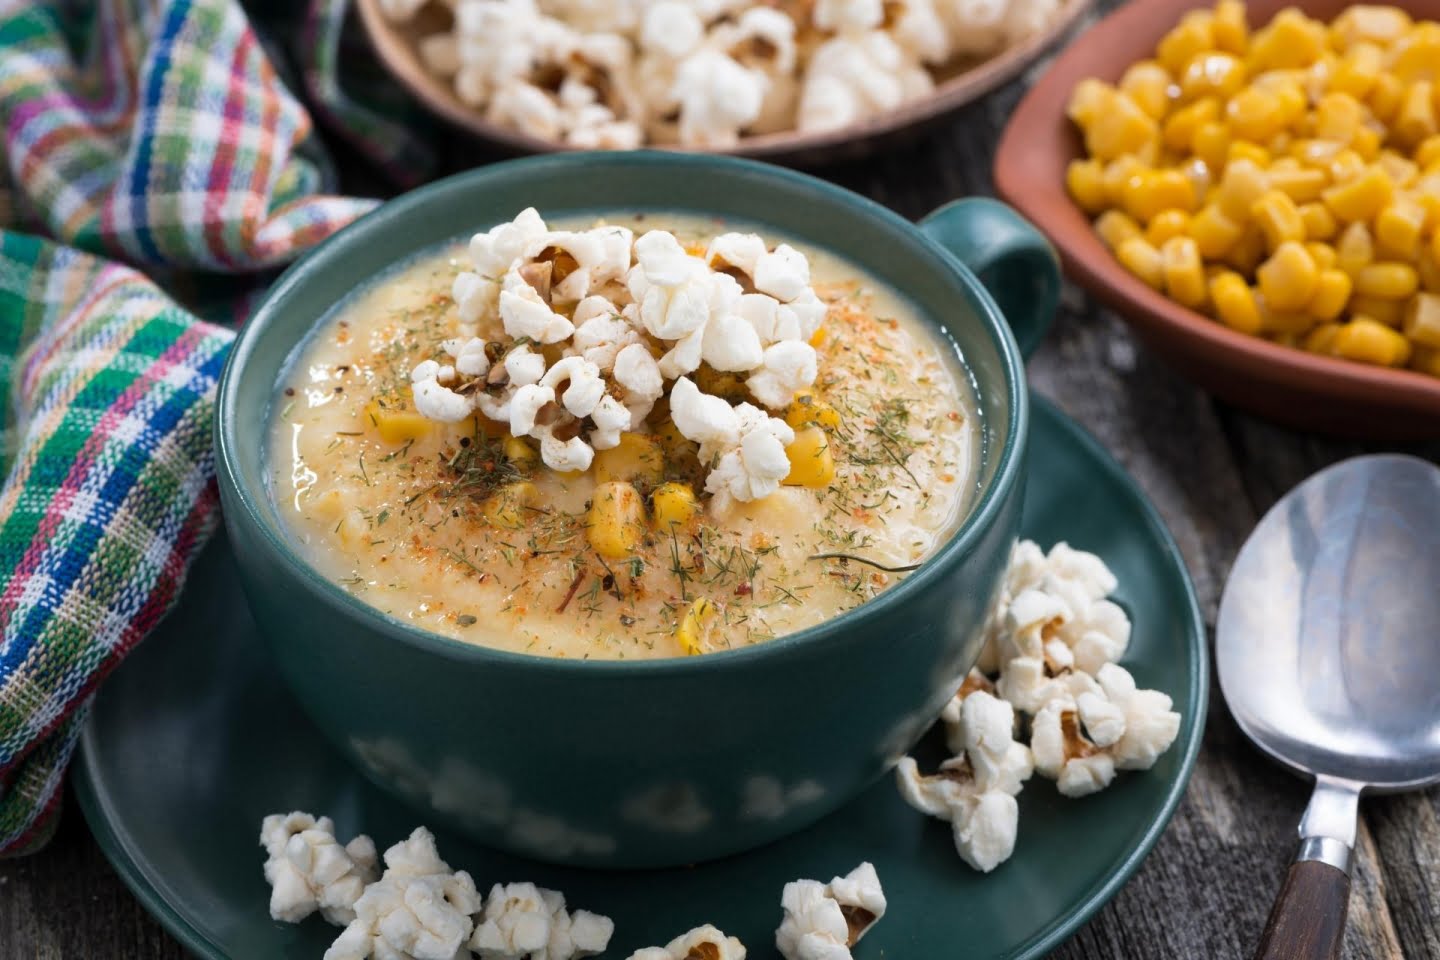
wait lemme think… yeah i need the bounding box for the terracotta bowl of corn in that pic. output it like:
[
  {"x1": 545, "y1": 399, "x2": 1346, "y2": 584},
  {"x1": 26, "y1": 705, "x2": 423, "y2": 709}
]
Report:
[{"x1": 996, "y1": 0, "x2": 1440, "y2": 438}]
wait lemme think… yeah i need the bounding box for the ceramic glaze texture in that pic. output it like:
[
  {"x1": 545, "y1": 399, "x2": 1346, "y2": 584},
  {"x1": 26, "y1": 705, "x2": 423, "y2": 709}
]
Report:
[
  {"x1": 215, "y1": 153, "x2": 1055, "y2": 867},
  {"x1": 270, "y1": 215, "x2": 979, "y2": 658}
]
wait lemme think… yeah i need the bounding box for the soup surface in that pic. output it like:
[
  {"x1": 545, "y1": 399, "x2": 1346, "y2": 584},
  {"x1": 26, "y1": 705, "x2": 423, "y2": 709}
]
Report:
[{"x1": 271, "y1": 212, "x2": 979, "y2": 659}]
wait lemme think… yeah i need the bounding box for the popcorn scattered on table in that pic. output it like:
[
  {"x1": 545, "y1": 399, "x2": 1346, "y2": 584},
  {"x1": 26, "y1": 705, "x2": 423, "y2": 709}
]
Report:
[
  {"x1": 260, "y1": 812, "x2": 379, "y2": 925},
  {"x1": 381, "y1": 0, "x2": 1062, "y2": 148},
  {"x1": 628, "y1": 924, "x2": 748, "y2": 959},
  {"x1": 775, "y1": 862, "x2": 885, "y2": 960},
  {"x1": 410, "y1": 209, "x2": 821, "y2": 503},
  {"x1": 261, "y1": 816, "x2": 613, "y2": 960},
  {"x1": 896, "y1": 540, "x2": 1182, "y2": 871}
]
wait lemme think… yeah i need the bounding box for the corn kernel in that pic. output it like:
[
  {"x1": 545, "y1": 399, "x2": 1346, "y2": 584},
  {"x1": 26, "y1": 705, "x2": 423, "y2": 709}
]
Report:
[
  {"x1": 1388, "y1": 22, "x2": 1440, "y2": 83},
  {"x1": 1267, "y1": 165, "x2": 1328, "y2": 203},
  {"x1": 651, "y1": 482, "x2": 699, "y2": 531},
  {"x1": 500, "y1": 436, "x2": 536, "y2": 466},
  {"x1": 1369, "y1": 72, "x2": 1407, "y2": 124},
  {"x1": 1210, "y1": 271, "x2": 1264, "y2": 333},
  {"x1": 1067, "y1": 159, "x2": 1109, "y2": 213},
  {"x1": 1396, "y1": 82, "x2": 1439, "y2": 146},
  {"x1": 1336, "y1": 221, "x2": 1375, "y2": 274},
  {"x1": 1117, "y1": 236, "x2": 1166, "y2": 288},
  {"x1": 1161, "y1": 236, "x2": 1207, "y2": 307},
  {"x1": 1307, "y1": 269, "x2": 1353, "y2": 320},
  {"x1": 1213, "y1": 0, "x2": 1249, "y2": 53},
  {"x1": 783, "y1": 426, "x2": 837, "y2": 488},
  {"x1": 1251, "y1": 190, "x2": 1306, "y2": 250},
  {"x1": 1292, "y1": 139, "x2": 1342, "y2": 168},
  {"x1": 1189, "y1": 203, "x2": 1247, "y2": 258},
  {"x1": 1096, "y1": 209, "x2": 1144, "y2": 250},
  {"x1": 482, "y1": 481, "x2": 536, "y2": 530},
  {"x1": 1328, "y1": 149, "x2": 1367, "y2": 183},
  {"x1": 1225, "y1": 224, "x2": 1269, "y2": 273},
  {"x1": 363, "y1": 401, "x2": 434, "y2": 444},
  {"x1": 1103, "y1": 156, "x2": 1148, "y2": 205},
  {"x1": 1303, "y1": 322, "x2": 1341, "y2": 353},
  {"x1": 1227, "y1": 87, "x2": 1286, "y2": 142},
  {"x1": 1330, "y1": 5, "x2": 1412, "y2": 48},
  {"x1": 1158, "y1": 10, "x2": 1215, "y2": 74},
  {"x1": 1329, "y1": 43, "x2": 1383, "y2": 98},
  {"x1": 1313, "y1": 92, "x2": 1363, "y2": 144},
  {"x1": 1412, "y1": 346, "x2": 1440, "y2": 375},
  {"x1": 1354, "y1": 262, "x2": 1419, "y2": 299},
  {"x1": 1348, "y1": 294, "x2": 1405, "y2": 326},
  {"x1": 1086, "y1": 92, "x2": 1160, "y2": 160},
  {"x1": 675, "y1": 597, "x2": 717, "y2": 655},
  {"x1": 1257, "y1": 241, "x2": 1319, "y2": 311},
  {"x1": 1248, "y1": 9, "x2": 1326, "y2": 70},
  {"x1": 587, "y1": 481, "x2": 647, "y2": 559},
  {"x1": 1165, "y1": 98, "x2": 1221, "y2": 152},
  {"x1": 1181, "y1": 53, "x2": 1247, "y2": 101},
  {"x1": 1322, "y1": 167, "x2": 1394, "y2": 222},
  {"x1": 1067, "y1": 78, "x2": 1113, "y2": 128},
  {"x1": 1227, "y1": 140, "x2": 1272, "y2": 167},
  {"x1": 1376, "y1": 151, "x2": 1419, "y2": 186},
  {"x1": 1375, "y1": 198, "x2": 1427, "y2": 258},
  {"x1": 1192, "y1": 122, "x2": 1231, "y2": 170},
  {"x1": 1147, "y1": 209, "x2": 1192, "y2": 244},
  {"x1": 1120, "y1": 60, "x2": 1173, "y2": 119},
  {"x1": 1332, "y1": 317, "x2": 1413, "y2": 365},
  {"x1": 785, "y1": 389, "x2": 843, "y2": 430},
  {"x1": 1403, "y1": 291, "x2": 1440, "y2": 347},
  {"x1": 1351, "y1": 126, "x2": 1382, "y2": 161},
  {"x1": 1298, "y1": 202, "x2": 1337, "y2": 239},
  {"x1": 1262, "y1": 303, "x2": 1319, "y2": 335},
  {"x1": 1216, "y1": 158, "x2": 1270, "y2": 219},
  {"x1": 1419, "y1": 248, "x2": 1440, "y2": 292},
  {"x1": 1124, "y1": 169, "x2": 1198, "y2": 221},
  {"x1": 594, "y1": 432, "x2": 665, "y2": 486},
  {"x1": 1417, "y1": 135, "x2": 1440, "y2": 170},
  {"x1": 1305, "y1": 242, "x2": 1338, "y2": 270}
]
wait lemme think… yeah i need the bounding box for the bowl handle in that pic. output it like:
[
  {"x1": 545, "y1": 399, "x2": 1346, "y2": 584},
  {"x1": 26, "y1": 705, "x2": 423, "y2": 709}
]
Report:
[{"x1": 919, "y1": 198, "x2": 1060, "y2": 361}]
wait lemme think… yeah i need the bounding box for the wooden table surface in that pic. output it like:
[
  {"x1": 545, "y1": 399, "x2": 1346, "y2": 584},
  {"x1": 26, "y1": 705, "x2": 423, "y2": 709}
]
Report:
[{"x1": 3, "y1": 5, "x2": 1439, "y2": 956}]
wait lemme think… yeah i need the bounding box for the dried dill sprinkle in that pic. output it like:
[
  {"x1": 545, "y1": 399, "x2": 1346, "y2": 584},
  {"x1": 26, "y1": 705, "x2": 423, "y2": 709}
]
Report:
[{"x1": 456, "y1": 614, "x2": 478, "y2": 626}]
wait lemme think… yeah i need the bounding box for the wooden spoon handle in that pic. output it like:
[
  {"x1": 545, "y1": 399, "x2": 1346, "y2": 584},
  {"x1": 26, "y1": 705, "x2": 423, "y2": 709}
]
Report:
[{"x1": 1254, "y1": 859, "x2": 1350, "y2": 960}]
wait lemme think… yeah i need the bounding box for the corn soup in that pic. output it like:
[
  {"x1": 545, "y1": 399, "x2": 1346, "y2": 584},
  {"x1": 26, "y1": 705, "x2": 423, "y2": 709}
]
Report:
[{"x1": 270, "y1": 213, "x2": 978, "y2": 659}]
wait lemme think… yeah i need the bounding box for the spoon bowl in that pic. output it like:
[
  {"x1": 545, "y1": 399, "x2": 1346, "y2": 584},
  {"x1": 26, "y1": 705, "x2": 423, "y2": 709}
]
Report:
[
  {"x1": 1217, "y1": 454, "x2": 1440, "y2": 959},
  {"x1": 1219, "y1": 455, "x2": 1440, "y2": 793}
]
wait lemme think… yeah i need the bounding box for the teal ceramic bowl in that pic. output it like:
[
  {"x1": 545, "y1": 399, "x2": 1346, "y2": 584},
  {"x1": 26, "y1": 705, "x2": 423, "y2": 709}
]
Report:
[{"x1": 215, "y1": 152, "x2": 1060, "y2": 869}]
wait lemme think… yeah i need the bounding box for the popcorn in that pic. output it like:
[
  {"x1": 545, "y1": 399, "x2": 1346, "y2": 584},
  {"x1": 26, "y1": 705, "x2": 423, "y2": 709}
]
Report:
[
  {"x1": 490, "y1": 82, "x2": 566, "y2": 141},
  {"x1": 813, "y1": 0, "x2": 886, "y2": 33},
  {"x1": 628, "y1": 925, "x2": 748, "y2": 960},
  {"x1": 411, "y1": 360, "x2": 475, "y2": 423},
  {"x1": 260, "y1": 813, "x2": 379, "y2": 925},
  {"x1": 471, "y1": 882, "x2": 613, "y2": 959},
  {"x1": 411, "y1": 217, "x2": 830, "y2": 502},
  {"x1": 775, "y1": 862, "x2": 886, "y2": 960},
  {"x1": 797, "y1": 32, "x2": 934, "y2": 134},
  {"x1": 672, "y1": 48, "x2": 768, "y2": 147},
  {"x1": 411, "y1": 0, "x2": 1060, "y2": 148},
  {"x1": 324, "y1": 827, "x2": 481, "y2": 960},
  {"x1": 896, "y1": 690, "x2": 1033, "y2": 872},
  {"x1": 640, "y1": 1, "x2": 705, "y2": 59},
  {"x1": 747, "y1": 340, "x2": 819, "y2": 408},
  {"x1": 898, "y1": 540, "x2": 1183, "y2": 869}
]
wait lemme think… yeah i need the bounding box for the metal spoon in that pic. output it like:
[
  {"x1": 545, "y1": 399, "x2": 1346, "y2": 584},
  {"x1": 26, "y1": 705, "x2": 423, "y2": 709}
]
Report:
[{"x1": 1217, "y1": 454, "x2": 1440, "y2": 960}]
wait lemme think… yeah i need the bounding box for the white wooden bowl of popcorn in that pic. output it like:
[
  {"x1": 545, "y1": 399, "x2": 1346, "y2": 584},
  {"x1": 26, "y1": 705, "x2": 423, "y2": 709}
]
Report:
[{"x1": 358, "y1": 0, "x2": 1094, "y2": 162}]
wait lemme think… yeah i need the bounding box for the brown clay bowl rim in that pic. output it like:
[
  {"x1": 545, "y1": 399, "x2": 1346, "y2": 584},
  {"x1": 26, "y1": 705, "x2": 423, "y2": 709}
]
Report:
[
  {"x1": 355, "y1": 0, "x2": 1095, "y2": 161},
  {"x1": 993, "y1": 0, "x2": 1440, "y2": 417}
]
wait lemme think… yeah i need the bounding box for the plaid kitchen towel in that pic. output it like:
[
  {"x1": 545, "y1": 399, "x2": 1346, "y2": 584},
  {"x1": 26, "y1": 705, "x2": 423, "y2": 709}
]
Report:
[{"x1": 0, "y1": 0, "x2": 426, "y2": 856}]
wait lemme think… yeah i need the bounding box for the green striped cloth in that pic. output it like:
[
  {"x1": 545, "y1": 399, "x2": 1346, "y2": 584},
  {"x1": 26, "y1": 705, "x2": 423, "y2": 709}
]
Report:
[{"x1": 0, "y1": 0, "x2": 427, "y2": 856}]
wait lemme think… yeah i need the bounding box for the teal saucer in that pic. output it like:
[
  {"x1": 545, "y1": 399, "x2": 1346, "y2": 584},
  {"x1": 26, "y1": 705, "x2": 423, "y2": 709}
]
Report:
[{"x1": 74, "y1": 395, "x2": 1206, "y2": 960}]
